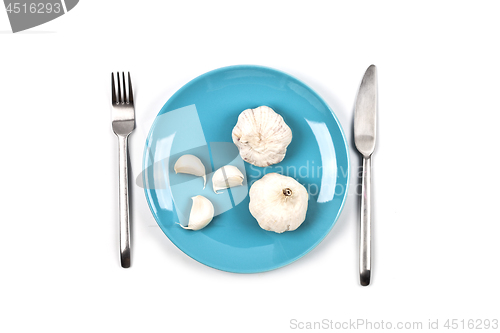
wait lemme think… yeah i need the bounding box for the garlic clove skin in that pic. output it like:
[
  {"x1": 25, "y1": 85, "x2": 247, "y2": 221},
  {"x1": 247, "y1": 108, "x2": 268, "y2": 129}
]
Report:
[
  {"x1": 232, "y1": 106, "x2": 292, "y2": 167},
  {"x1": 179, "y1": 195, "x2": 214, "y2": 230},
  {"x1": 174, "y1": 154, "x2": 207, "y2": 188},
  {"x1": 212, "y1": 165, "x2": 244, "y2": 194},
  {"x1": 249, "y1": 173, "x2": 308, "y2": 233}
]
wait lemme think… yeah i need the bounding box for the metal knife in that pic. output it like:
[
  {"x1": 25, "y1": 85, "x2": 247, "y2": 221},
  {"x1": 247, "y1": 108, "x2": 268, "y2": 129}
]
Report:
[{"x1": 354, "y1": 65, "x2": 377, "y2": 286}]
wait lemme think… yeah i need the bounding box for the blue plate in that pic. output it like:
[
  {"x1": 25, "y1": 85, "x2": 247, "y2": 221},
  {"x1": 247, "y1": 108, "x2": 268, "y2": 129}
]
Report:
[{"x1": 143, "y1": 65, "x2": 349, "y2": 273}]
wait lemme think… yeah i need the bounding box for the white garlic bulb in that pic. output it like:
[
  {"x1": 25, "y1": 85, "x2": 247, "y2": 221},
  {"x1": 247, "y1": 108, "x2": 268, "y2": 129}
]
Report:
[
  {"x1": 179, "y1": 195, "x2": 214, "y2": 230},
  {"x1": 249, "y1": 173, "x2": 308, "y2": 233},
  {"x1": 174, "y1": 154, "x2": 206, "y2": 188},
  {"x1": 232, "y1": 106, "x2": 292, "y2": 167},
  {"x1": 212, "y1": 165, "x2": 244, "y2": 194}
]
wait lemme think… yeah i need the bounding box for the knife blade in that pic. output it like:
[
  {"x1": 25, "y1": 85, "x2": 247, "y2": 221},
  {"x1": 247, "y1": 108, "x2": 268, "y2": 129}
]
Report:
[{"x1": 354, "y1": 64, "x2": 377, "y2": 286}]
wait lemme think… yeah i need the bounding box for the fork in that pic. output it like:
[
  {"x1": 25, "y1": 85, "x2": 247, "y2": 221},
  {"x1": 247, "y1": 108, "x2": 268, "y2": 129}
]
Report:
[{"x1": 111, "y1": 72, "x2": 135, "y2": 268}]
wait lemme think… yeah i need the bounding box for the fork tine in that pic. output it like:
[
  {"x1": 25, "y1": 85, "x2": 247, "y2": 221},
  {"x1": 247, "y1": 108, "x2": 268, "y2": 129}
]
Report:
[
  {"x1": 128, "y1": 72, "x2": 134, "y2": 105},
  {"x1": 122, "y1": 72, "x2": 127, "y2": 104},
  {"x1": 117, "y1": 72, "x2": 122, "y2": 104},
  {"x1": 111, "y1": 73, "x2": 117, "y2": 104}
]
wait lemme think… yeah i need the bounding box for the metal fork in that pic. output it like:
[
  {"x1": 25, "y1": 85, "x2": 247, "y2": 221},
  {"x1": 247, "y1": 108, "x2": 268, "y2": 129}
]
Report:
[{"x1": 111, "y1": 72, "x2": 135, "y2": 268}]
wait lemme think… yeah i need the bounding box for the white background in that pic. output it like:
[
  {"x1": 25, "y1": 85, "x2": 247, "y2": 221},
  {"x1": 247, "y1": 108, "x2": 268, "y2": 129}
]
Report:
[{"x1": 1, "y1": 1, "x2": 499, "y2": 332}]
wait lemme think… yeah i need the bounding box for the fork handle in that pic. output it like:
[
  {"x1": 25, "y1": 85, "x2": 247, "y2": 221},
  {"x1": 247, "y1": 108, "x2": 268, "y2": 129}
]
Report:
[
  {"x1": 118, "y1": 134, "x2": 131, "y2": 268},
  {"x1": 360, "y1": 156, "x2": 371, "y2": 286}
]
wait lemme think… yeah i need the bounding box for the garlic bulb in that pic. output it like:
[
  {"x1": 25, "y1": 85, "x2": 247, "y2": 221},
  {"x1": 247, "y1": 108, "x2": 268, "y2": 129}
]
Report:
[
  {"x1": 212, "y1": 165, "x2": 244, "y2": 194},
  {"x1": 249, "y1": 173, "x2": 308, "y2": 233},
  {"x1": 232, "y1": 106, "x2": 292, "y2": 167},
  {"x1": 174, "y1": 154, "x2": 206, "y2": 188},
  {"x1": 179, "y1": 195, "x2": 214, "y2": 230}
]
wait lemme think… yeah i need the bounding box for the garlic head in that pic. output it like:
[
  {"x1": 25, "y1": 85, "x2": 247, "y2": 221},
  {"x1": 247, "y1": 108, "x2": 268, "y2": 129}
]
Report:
[
  {"x1": 249, "y1": 173, "x2": 308, "y2": 233},
  {"x1": 232, "y1": 106, "x2": 292, "y2": 167},
  {"x1": 174, "y1": 154, "x2": 206, "y2": 188},
  {"x1": 180, "y1": 195, "x2": 214, "y2": 230},
  {"x1": 212, "y1": 165, "x2": 244, "y2": 194}
]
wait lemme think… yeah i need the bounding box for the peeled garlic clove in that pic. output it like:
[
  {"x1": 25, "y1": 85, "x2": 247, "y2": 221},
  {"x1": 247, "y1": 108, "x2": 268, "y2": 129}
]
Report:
[
  {"x1": 249, "y1": 173, "x2": 308, "y2": 233},
  {"x1": 174, "y1": 154, "x2": 206, "y2": 188},
  {"x1": 212, "y1": 165, "x2": 244, "y2": 194},
  {"x1": 179, "y1": 195, "x2": 214, "y2": 230},
  {"x1": 232, "y1": 106, "x2": 292, "y2": 167}
]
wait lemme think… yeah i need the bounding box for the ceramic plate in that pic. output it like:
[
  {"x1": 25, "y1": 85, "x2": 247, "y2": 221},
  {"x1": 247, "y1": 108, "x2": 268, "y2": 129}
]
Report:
[{"x1": 143, "y1": 65, "x2": 349, "y2": 273}]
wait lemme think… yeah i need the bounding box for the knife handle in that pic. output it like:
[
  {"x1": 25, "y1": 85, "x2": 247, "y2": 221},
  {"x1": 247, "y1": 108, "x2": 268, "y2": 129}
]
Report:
[{"x1": 360, "y1": 156, "x2": 372, "y2": 286}]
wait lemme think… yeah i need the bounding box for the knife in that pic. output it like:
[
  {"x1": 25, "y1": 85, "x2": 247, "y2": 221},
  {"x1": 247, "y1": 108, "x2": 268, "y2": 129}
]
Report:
[{"x1": 354, "y1": 65, "x2": 378, "y2": 286}]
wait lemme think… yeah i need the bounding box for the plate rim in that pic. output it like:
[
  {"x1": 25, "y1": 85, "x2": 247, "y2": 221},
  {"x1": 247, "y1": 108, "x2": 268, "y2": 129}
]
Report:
[{"x1": 142, "y1": 64, "x2": 351, "y2": 273}]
